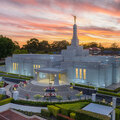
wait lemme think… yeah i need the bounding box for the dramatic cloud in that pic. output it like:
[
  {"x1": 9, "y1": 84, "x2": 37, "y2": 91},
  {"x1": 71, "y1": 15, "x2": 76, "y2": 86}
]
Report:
[{"x1": 0, "y1": 0, "x2": 120, "y2": 47}]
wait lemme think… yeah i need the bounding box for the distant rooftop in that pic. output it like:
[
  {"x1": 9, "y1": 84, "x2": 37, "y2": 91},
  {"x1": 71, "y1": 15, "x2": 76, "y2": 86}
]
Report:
[{"x1": 82, "y1": 103, "x2": 113, "y2": 116}]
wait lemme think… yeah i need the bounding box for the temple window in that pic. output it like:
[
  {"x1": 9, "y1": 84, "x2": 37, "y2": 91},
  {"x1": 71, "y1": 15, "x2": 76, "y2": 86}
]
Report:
[
  {"x1": 13, "y1": 63, "x2": 18, "y2": 71},
  {"x1": 76, "y1": 68, "x2": 78, "y2": 78},
  {"x1": 33, "y1": 64, "x2": 40, "y2": 70},
  {"x1": 83, "y1": 69, "x2": 86, "y2": 80},
  {"x1": 79, "y1": 68, "x2": 82, "y2": 79}
]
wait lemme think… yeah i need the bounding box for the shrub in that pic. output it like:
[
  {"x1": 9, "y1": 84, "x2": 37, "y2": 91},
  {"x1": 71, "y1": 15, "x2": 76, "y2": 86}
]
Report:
[
  {"x1": 98, "y1": 88, "x2": 115, "y2": 92},
  {"x1": 114, "y1": 87, "x2": 120, "y2": 93},
  {"x1": 75, "y1": 83, "x2": 95, "y2": 89},
  {"x1": 11, "y1": 99, "x2": 91, "y2": 107},
  {"x1": 41, "y1": 109, "x2": 51, "y2": 117},
  {"x1": 98, "y1": 87, "x2": 120, "y2": 93},
  {"x1": 0, "y1": 94, "x2": 3, "y2": 100},
  {"x1": 70, "y1": 112, "x2": 76, "y2": 119},
  {"x1": 70, "y1": 83, "x2": 73, "y2": 86},
  {"x1": 0, "y1": 98, "x2": 13, "y2": 106},
  {"x1": 57, "y1": 114, "x2": 74, "y2": 120},
  {"x1": 97, "y1": 90, "x2": 120, "y2": 97},
  {"x1": 60, "y1": 108, "x2": 71, "y2": 116},
  {"x1": 47, "y1": 105, "x2": 60, "y2": 117},
  {"x1": 56, "y1": 95, "x2": 63, "y2": 101},
  {"x1": 116, "y1": 108, "x2": 120, "y2": 120},
  {"x1": 34, "y1": 94, "x2": 42, "y2": 100},
  {"x1": 0, "y1": 94, "x2": 6, "y2": 100},
  {"x1": 0, "y1": 74, "x2": 31, "y2": 80},
  {"x1": 75, "y1": 109, "x2": 110, "y2": 120}
]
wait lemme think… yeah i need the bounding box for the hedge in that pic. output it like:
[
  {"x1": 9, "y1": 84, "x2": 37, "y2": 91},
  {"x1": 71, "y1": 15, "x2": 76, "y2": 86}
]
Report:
[
  {"x1": 59, "y1": 107, "x2": 71, "y2": 116},
  {"x1": 0, "y1": 94, "x2": 7, "y2": 100},
  {"x1": 70, "y1": 112, "x2": 76, "y2": 119},
  {"x1": 115, "y1": 108, "x2": 120, "y2": 120},
  {"x1": 0, "y1": 74, "x2": 31, "y2": 80},
  {"x1": 75, "y1": 109, "x2": 110, "y2": 120},
  {"x1": 48, "y1": 105, "x2": 60, "y2": 117},
  {"x1": 0, "y1": 71, "x2": 33, "y2": 80},
  {"x1": 0, "y1": 98, "x2": 13, "y2": 106},
  {"x1": 97, "y1": 90, "x2": 120, "y2": 97},
  {"x1": 98, "y1": 87, "x2": 120, "y2": 93},
  {"x1": 98, "y1": 88, "x2": 115, "y2": 92},
  {"x1": 0, "y1": 71, "x2": 33, "y2": 78},
  {"x1": 41, "y1": 109, "x2": 51, "y2": 117},
  {"x1": 74, "y1": 83, "x2": 95, "y2": 89},
  {"x1": 11, "y1": 99, "x2": 91, "y2": 107},
  {"x1": 57, "y1": 113, "x2": 74, "y2": 120}
]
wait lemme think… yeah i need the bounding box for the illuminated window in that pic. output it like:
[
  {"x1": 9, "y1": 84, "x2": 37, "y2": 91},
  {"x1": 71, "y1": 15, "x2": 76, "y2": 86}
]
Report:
[
  {"x1": 79, "y1": 69, "x2": 82, "y2": 79},
  {"x1": 13, "y1": 63, "x2": 18, "y2": 71},
  {"x1": 33, "y1": 64, "x2": 35, "y2": 69},
  {"x1": 13, "y1": 63, "x2": 14, "y2": 71},
  {"x1": 76, "y1": 68, "x2": 78, "y2": 78},
  {"x1": 83, "y1": 69, "x2": 86, "y2": 80},
  {"x1": 15, "y1": 63, "x2": 16, "y2": 70},
  {"x1": 36, "y1": 65, "x2": 37, "y2": 68},
  {"x1": 17, "y1": 63, "x2": 18, "y2": 71},
  {"x1": 38, "y1": 65, "x2": 40, "y2": 68}
]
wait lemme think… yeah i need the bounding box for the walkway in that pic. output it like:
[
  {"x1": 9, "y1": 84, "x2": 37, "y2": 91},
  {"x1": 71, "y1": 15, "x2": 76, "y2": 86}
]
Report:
[{"x1": 0, "y1": 109, "x2": 46, "y2": 120}]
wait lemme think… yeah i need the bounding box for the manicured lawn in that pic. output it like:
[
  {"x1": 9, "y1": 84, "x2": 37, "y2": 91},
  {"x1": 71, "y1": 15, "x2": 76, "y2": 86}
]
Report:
[{"x1": 55, "y1": 101, "x2": 89, "y2": 111}]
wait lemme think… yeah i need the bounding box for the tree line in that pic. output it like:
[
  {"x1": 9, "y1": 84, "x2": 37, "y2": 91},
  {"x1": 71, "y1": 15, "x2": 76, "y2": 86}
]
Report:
[{"x1": 0, "y1": 35, "x2": 120, "y2": 59}]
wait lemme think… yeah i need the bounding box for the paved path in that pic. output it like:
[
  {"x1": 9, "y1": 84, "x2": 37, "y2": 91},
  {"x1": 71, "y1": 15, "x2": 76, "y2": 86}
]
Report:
[{"x1": 0, "y1": 109, "x2": 46, "y2": 120}]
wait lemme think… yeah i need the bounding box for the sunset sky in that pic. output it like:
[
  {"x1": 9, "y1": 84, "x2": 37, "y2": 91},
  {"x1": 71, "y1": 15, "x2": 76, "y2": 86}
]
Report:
[{"x1": 0, "y1": 0, "x2": 120, "y2": 47}]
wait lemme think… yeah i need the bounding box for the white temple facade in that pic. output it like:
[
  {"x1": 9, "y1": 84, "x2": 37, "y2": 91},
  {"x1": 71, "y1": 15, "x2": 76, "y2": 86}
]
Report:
[{"x1": 5, "y1": 17, "x2": 120, "y2": 87}]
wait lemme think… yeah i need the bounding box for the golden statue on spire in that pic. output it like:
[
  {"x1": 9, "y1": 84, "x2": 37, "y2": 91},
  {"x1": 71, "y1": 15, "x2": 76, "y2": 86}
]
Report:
[{"x1": 74, "y1": 16, "x2": 76, "y2": 24}]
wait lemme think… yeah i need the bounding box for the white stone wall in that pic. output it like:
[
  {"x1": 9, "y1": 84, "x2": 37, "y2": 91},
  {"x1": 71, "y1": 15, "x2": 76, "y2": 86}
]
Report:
[{"x1": 0, "y1": 103, "x2": 47, "y2": 113}]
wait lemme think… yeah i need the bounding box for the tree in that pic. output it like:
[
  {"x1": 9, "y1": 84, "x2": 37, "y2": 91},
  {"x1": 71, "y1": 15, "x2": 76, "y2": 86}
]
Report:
[
  {"x1": 13, "y1": 49, "x2": 28, "y2": 54},
  {"x1": 88, "y1": 42, "x2": 98, "y2": 48},
  {"x1": 82, "y1": 42, "x2": 98, "y2": 49},
  {"x1": 110, "y1": 43, "x2": 118, "y2": 51},
  {"x1": 51, "y1": 40, "x2": 70, "y2": 52},
  {"x1": 14, "y1": 41, "x2": 20, "y2": 50},
  {"x1": 38, "y1": 40, "x2": 50, "y2": 53},
  {"x1": 0, "y1": 35, "x2": 16, "y2": 59},
  {"x1": 23, "y1": 38, "x2": 39, "y2": 53}
]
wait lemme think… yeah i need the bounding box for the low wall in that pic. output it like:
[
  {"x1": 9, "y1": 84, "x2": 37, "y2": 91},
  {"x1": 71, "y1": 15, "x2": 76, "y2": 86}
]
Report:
[{"x1": 0, "y1": 103, "x2": 47, "y2": 113}]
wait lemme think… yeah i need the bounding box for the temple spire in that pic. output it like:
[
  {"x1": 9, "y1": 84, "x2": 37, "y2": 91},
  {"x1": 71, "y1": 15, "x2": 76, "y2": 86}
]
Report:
[{"x1": 71, "y1": 16, "x2": 79, "y2": 47}]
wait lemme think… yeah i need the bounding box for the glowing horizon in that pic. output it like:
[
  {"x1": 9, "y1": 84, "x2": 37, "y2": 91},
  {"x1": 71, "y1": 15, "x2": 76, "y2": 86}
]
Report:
[{"x1": 1, "y1": 0, "x2": 120, "y2": 47}]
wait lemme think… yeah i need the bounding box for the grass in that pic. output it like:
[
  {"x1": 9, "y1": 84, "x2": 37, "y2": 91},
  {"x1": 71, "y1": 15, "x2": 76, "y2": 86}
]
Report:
[{"x1": 55, "y1": 101, "x2": 89, "y2": 111}]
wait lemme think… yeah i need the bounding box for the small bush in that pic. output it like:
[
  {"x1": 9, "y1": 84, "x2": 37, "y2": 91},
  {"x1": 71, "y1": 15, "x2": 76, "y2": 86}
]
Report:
[
  {"x1": 47, "y1": 105, "x2": 60, "y2": 117},
  {"x1": 0, "y1": 98, "x2": 13, "y2": 106},
  {"x1": 70, "y1": 83, "x2": 73, "y2": 86},
  {"x1": 41, "y1": 109, "x2": 51, "y2": 117},
  {"x1": 70, "y1": 112, "x2": 76, "y2": 119}
]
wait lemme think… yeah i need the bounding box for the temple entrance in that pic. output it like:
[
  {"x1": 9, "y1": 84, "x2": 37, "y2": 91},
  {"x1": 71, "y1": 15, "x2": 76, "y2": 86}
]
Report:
[
  {"x1": 33, "y1": 67, "x2": 68, "y2": 86},
  {"x1": 37, "y1": 73, "x2": 67, "y2": 86}
]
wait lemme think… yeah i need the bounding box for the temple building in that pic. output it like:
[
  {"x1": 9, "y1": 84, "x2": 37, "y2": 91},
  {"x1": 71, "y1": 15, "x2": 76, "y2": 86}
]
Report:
[{"x1": 5, "y1": 17, "x2": 120, "y2": 88}]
